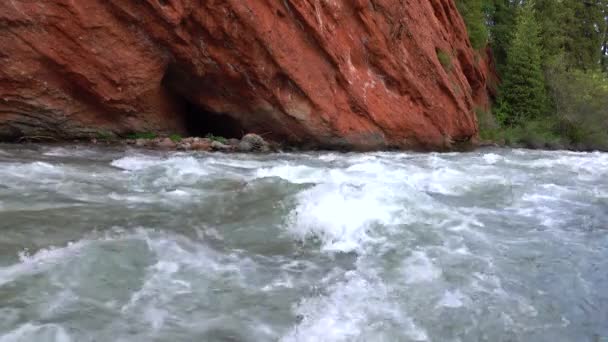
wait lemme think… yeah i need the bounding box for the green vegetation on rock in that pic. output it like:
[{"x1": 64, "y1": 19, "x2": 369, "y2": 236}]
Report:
[
  {"x1": 456, "y1": 0, "x2": 489, "y2": 50},
  {"x1": 127, "y1": 132, "x2": 157, "y2": 140},
  {"x1": 205, "y1": 133, "x2": 228, "y2": 144},
  {"x1": 96, "y1": 131, "x2": 116, "y2": 141},
  {"x1": 169, "y1": 134, "x2": 183, "y2": 143},
  {"x1": 436, "y1": 49, "x2": 453, "y2": 70}
]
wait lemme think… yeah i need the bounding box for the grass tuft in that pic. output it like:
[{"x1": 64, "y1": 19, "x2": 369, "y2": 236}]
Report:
[
  {"x1": 127, "y1": 132, "x2": 157, "y2": 140},
  {"x1": 436, "y1": 49, "x2": 452, "y2": 70}
]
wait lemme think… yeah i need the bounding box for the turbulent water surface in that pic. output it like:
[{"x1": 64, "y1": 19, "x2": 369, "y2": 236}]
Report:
[{"x1": 0, "y1": 144, "x2": 607, "y2": 342}]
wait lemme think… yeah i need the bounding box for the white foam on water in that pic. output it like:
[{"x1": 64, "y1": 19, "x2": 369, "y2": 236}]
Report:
[
  {"x1": 160, "y1": 157, "x2": 210, "y2": 178},
  {"x1": 275, "y1": 155, "x2": 470, "y2": 341},
  {"x1": 317, "y1": 153, "x2": 341, "y2": 162},
  {"x1": 111, "y1": 155, "x2": 219, "y2": 191},
  {"x1": 345, "y1": 160, "x2": 388, "y2": 175},
  {"x1": 43, "y1": 147, "x2": 75, "y2": 157},
  {"x1": 107, "y1": 192, "x2": 157, "y2": 203},
  {"x1": 0, "y1": 226, "x2": 262, "y2": 336},
  {"x1": 438, "y1": 290, "x2": 466, "y2": 308},
  {"x1": 0, "y1": 161, "x2": 124, "y2": 208},
  {"x1": 262, "y1": 156, "x2": 444, "y2": 340},
  {"x1": 115, "y1": 228, "x2": 264, "y2": 332},
  {"x1": 255, "y1": 163, "x2": 356, "y2": 185},
  {"x1": 0, "y1": 162, "x2": 64, "y2": 184},
  {"x1": 0, "y1": 241, "x2": 88, "y2": 287},
  {"x1": 406, "y1": 165, "x2": 479, "y2": 195},
  {"x1": 0, "y1": 229, "x2": 151, "y2": 286},
  {"x1": 505, "y1": 151, "x2": 608, "y2": 179},
  {"x1": 2, "y1": 147, "x2": 607, "y2": 341},
  {"x1": 281, "y1": 270, "x2": 428, "y2": 342},
  {"x1": 42, "y1": 147, "x2": 105, "y2": 159},
  {"x1": 266, "y1": 158, "x2": 427, "y2": 254},
  {"x1": 261, "y1": 275, "x2": 294, "y2": 292},
  {"x1": 165, "y1": 189, "x2": 190, "y2": 197},
  {"x1": 111, "y1": 154, "x2": 209, "y2": 178},
  {"x1": 256, "y1": 164, "x2": 330, "y2": 184},
  {"x1": 401, "y1": 251, "x2": 442, "y2": 284},
  {"x1": 273, "y1": 154, "x2": 503, "y2": 340},
  {"x1": 23, "y1": 161, "x2": 57, "y2": 171},
  {"x1": 120, "y1": 258, "x2": 184, "y2": 331},
  {"x1": 204, "y1": 155, "x2": 269, "y2": 169},
  {"x1": 511, "y1": 149, "x2": 529, "y2": 155},
  {"x1": 111, "y1": 155, "x2": 164, "y2": 171},
  {"x1": 287, "y1": 182, "x2": 399, "y2": 253},
  {"x1": 482, "y1": 153, "x2": 502, "y2": 165},
  {"x1": 0, "y1": 323, "x2": 71, "y2": 342},
  {"x1": 41, "y1": 288, "x2": 79, "y2": 320},
  {"x1": 106, "y1": 188, "x2": 194, "y2": 204}
]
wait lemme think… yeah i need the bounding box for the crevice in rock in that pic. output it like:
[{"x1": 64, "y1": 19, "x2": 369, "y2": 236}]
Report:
[
  {"x1": 161, "y1": 66, "x2": 245, "y2": 139},
  {"x1": 180, "y1": 100, "x2": 244, "y2": 138}
]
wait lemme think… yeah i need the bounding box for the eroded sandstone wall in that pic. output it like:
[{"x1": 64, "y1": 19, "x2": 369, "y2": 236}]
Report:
[{"x1": 0, "y1": 0, "x2": 494, "y2": 149}]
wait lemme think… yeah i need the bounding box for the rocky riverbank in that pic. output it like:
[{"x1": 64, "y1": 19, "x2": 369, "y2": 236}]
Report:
[{"x1": 91, "y1": 133, "x2": 275, "y2": 153}]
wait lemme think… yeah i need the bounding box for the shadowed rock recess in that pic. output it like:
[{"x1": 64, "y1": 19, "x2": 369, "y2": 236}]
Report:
[{"x1": 0, "y1": 0, "x2": 494, "y2": 150}]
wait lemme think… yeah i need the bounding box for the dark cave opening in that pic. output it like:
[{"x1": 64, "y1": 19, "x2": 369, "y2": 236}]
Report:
[
  {"x1": 181, "y1": 100, "x2": 244, "y2": 139},
  {"x1": 161, "y1": 66, "x2": 245, "y2": 139}
]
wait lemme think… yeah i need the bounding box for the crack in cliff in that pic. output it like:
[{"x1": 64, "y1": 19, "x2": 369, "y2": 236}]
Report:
[{"x1": 160, "y1": 66, "x2": 244, "y2": 139}]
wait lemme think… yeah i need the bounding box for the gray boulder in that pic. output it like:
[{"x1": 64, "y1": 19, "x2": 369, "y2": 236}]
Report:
[
  {"x1": 211, "y1": 140, "x2": 232, "y2": 151},
  {"x1": 238, "y1": 133, "x2": 269, "y2": 152},
  {"x1": 227, "y1": 138, "x2": 241, "y2": 146}
]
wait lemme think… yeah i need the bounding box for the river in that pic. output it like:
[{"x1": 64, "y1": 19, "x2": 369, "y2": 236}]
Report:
[{"x1": 0, "y1": 144, "x2": 606, "y2": 341}]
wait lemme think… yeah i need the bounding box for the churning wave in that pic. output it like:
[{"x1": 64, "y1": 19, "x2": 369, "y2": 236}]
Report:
[{"x1": 0, "y1": 145, "x2": 607, "y2": 341}]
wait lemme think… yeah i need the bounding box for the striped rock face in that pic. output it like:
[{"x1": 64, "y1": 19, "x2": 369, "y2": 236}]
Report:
[{"x1": 0, "y1": 0, "x2": 495, "y2": 149}]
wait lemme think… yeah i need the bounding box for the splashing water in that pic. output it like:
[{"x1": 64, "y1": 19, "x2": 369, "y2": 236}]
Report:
[{"x1": 0, "y1": 144, "x2": 607, "y2": 341}]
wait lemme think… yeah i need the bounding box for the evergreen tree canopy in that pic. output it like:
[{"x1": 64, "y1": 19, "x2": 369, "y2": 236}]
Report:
[
  {"x1": 498, "y1": 2, "x2": 547, "y2": 126},
  {"x1": 456, "y1": 0, "x2": 489, "y2": 49},
  {"x1": 486, "y1": 0, "x2": 517, "y2": 70},
  {"x1": 598, "y1": 1, "x2": 608, "y2": 71},
  {"x1": 533, "y1": 0, "x2": 567, "y2": 64},
  {"x1": 456, "y1": 0, "x2": 608, "y2": 149},
  {"x1": 560, "y1": 0, "x2": 608, "y2": 71}
]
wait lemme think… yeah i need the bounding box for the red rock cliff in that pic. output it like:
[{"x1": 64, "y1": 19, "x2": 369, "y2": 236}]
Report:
[{"x1": 0, "y1": 0, "x2": 493, "y2": 149}]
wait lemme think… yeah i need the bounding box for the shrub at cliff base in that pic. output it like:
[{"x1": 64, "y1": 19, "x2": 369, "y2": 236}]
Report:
[
  {"x1": 480, "y1": 67, "x2": 608, "y2": 150},
  {"x1": 547, "y1": 66, "x2": 608, "y2": 150}
]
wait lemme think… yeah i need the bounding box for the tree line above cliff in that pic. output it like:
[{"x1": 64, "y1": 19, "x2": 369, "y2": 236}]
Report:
[{"x1": 458, "y1": 0, "x2": 608, "y2": 150}]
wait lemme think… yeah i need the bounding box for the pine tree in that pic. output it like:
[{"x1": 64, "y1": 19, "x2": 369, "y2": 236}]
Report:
[
  {"x1": 497, "y1": 1, "x2": 547, "y2": 126},
  {"x1": 533, "y1": 0, "x2": 567, "y2": 65},
  {"x1": 456, "y1": 0, "x2": 490, "y2": 50},
  {"x1": 561, "y1": 0, "x2": 608, "y2": 71},
  {"x1": 600, "y1": 1, "x2": 608, "y2": 73},
  {"x1": 486, "y1": 0, "x2": 517, "y2": 72}
]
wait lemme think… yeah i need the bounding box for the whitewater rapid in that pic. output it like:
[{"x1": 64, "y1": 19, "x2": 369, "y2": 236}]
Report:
[{"x1": 0, "y1": 144, "x2": 606, "y2": 341}]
